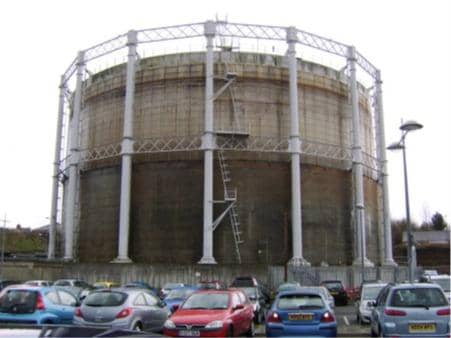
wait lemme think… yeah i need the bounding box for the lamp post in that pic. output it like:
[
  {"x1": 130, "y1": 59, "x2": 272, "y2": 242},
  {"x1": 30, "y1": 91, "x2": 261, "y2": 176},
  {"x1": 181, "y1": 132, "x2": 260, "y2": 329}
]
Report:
[{"x1": 387, "y1": 120, "x2": 423, "y2": 282}]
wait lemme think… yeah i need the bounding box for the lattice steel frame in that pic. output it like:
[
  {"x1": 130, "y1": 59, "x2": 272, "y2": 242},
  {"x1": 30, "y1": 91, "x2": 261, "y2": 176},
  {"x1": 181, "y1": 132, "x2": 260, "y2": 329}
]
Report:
[{"x1": 54, "y1": 20, "x2": 391, "y2": 264}]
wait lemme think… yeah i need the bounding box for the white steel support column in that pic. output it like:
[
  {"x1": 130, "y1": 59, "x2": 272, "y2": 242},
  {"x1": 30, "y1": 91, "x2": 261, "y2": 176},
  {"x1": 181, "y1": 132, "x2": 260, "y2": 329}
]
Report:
[
  {"x1": 375, "y1": 70, "x2": 396, "y2": 266},
  {"x1": 198, "y1": 21, "x2": 217, "y2": 264},
  {"x1": 287, "y1": 27, "x2": 309, "y2": 266},
  {"x1": 349, "y1": 47, "x2": 373, "y2": 267},
  {"x1": 113, "y1": 30, "x2": 137, "y2": 263},
  {"x1": 48, "y1": 76, "x2": 66, "y2": 259},
  {"x1": 64, "y1": 51, "x2": 85, "y2": 260}
]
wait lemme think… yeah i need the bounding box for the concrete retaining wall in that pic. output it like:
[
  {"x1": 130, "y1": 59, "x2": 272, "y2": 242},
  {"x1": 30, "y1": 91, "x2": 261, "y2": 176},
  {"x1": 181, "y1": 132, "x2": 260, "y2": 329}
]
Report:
[{"x1": 0, "y1": 262, "x2": 407, "y2": 289}]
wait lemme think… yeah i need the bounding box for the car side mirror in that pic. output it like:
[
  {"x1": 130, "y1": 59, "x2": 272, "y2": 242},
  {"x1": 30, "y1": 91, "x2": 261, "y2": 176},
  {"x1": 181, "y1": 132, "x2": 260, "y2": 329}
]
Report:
[
  {"x1": 171, "y1": 304, "x2": 179, "y2": 313},
  {"x1": 233, "y1": 304, "x2": 244, "y2": 311},
  {"x1": 369, "y1": 301, "x2": 376, "y2": 307}
]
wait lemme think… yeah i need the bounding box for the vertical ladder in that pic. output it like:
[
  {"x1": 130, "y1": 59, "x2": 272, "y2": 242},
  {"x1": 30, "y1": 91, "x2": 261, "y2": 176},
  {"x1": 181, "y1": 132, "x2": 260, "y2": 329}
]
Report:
[{"x1": 217, "y1": 149, "x2": 243, "y2": 263}]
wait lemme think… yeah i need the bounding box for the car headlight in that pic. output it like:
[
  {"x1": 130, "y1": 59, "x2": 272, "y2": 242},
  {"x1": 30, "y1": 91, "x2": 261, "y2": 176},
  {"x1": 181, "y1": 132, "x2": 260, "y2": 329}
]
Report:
[
  {"x1": 205, "y1": 320, "x2": 223, "y2": 329},
  {"x1": 164, "y1": 320, "x2": 176, "y2": 329}
]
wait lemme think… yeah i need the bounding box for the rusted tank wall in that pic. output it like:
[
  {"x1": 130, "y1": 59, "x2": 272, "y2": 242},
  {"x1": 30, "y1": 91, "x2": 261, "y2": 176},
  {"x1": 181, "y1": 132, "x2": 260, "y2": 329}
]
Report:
[
  {"x1": 75, "y1": 51, "x2": 381, "y2": 266},
  {"x1": 77, "y1": 155, "x2": 380, "y2": 265}
]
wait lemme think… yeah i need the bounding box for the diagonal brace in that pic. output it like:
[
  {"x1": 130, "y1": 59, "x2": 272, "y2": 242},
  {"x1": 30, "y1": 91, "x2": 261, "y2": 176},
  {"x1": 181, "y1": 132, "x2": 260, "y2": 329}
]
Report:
[{"x1": 212, "y1": 201, "x2": 236, "y2": 231}]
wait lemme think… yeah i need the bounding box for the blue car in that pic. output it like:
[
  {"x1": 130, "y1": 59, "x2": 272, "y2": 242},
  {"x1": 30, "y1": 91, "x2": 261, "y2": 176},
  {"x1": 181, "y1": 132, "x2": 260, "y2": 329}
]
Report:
[
  {"x1": 0, "y1": 286, "x2": 79, "y2": 324},
  {"x1": 266, "y1": 289, "x2": 337, "y2": 337},
  {"x1": 164, "y1": 286, "x2": 199, "y2": 312}
]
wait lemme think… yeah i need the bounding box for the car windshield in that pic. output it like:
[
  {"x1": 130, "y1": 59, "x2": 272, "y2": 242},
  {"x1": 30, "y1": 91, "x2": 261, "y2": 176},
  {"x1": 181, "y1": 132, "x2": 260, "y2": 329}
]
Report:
[
  {"x1": 390, "y1": 288, "x2": 448, "y2": 308},
  {"x1": 278, "y1": 294, "x2": 324, "y2": 310},
  {"x1": 84, "y1": 291, "x2": 127, "y2": 307},
  {"x1": 181, "y1": 293, "x2": 229, "y2": 309},
  {"x1": 431, "y1": 278, "x2": 451, "y2": 292},
  {"x1": 362, "y1": 286, "x2": 385, "y2": 300},
  {"x1": 166, "y1": 288, "x2": 195, "y2": 300},
  {"x1": 239, "y1": 287, "x2": 257, "y2": 298},
  {"x1": 0, "y1": 290, "x2": 37, "y2": 313}
]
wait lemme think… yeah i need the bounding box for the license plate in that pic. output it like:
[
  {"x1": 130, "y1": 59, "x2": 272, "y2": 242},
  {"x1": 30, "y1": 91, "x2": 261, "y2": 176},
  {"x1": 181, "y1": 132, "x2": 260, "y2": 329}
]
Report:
[
  {"x1": 179, "y1": 330, "x2": 200, "y2": 337},
  {"x1": 288, "y1": 313, "x2": 313, "y2": 321},
  {"x1": 409, "y1": 323, "x2": 436, "y2": 333}
]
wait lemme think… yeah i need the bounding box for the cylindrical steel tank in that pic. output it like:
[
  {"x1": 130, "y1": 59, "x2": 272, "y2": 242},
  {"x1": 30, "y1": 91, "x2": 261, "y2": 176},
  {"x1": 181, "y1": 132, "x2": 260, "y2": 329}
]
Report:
[{"x1": 74, "y1": 51, "x2": 380, "y2": 265}]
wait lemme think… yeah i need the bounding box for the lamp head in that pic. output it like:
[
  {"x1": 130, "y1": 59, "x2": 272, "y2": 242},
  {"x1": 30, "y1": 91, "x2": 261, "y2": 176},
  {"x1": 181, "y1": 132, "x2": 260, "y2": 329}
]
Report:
[
  {"x1": 387, "y1": 141, "x2": 404, "y2": 151},
  {"x1": 400, "y1": 120, "x2": 423, "y2": 132}
]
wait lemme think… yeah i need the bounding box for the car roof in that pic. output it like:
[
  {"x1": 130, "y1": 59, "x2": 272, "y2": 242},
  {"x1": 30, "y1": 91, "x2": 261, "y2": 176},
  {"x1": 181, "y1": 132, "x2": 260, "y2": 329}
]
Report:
[
  {"x1": 362, "y1": 283, "x2": 388, "y2": 288},
  {"x1": 277, "y1": 289, "x2": 323, "y2": 297},
  {"x1": 392, "y1": 283, "x2": 443, "y2": 289},
  {"x1": 429, "y1": 275, "x2": 450, "y2": 280}
]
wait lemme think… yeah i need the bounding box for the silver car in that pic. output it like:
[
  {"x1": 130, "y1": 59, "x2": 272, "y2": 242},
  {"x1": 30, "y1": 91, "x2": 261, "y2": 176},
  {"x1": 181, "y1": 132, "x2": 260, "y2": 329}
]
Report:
[
  {"x1": 355, "y1": 282, "x2": 387, "y2": 324},
  {"x1": 73, "y1": 288, "x2": 169, "y2": 331},
  {"x1": 370, "y1": 283, "x2": 450, "y2": 337},
  {"x1": 300, "y1": 286, "x2": 335, "y2": 310}
]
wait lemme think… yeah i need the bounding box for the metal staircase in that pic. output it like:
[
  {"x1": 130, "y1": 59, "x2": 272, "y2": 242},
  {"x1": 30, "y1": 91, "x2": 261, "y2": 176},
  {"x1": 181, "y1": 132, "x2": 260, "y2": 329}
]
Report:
[{"x1": 217, "y1": 149, "x2": 243, "y2": 263}]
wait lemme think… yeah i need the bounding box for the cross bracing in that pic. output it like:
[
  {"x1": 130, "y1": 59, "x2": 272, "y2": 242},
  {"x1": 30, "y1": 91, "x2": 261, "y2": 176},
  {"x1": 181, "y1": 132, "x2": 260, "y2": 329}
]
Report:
[{"x1": 62, "y1": 21, "x2": 378, "y2": 85}]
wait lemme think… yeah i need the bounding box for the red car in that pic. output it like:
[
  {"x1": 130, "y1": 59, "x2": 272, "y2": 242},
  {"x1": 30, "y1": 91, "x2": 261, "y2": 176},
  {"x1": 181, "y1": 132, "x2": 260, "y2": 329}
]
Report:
[{"x1": 163, "y1": 289, "x2": 254, "y2": 337}]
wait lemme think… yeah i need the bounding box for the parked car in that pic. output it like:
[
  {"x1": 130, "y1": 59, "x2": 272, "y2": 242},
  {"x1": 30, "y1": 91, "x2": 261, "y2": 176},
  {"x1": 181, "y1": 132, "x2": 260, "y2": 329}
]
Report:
[
  {"x1": 0, "y1": 280, "x2": 21, "y2": 291},
  {"x1": 73, "y1": 288, "x2": 169, "y2": 332},
  {"x1": 25, "y1": 280, "x2": 53, "y2": 287},
  {"x1": 0, "y1": 285, "x2": 79, "y2": 324},
  {"x1": 197, "y1": 280, "x2": 222, "y2": 290},
  {"x1": 53, "y1": 279, "x2": 94, "y2": 300},
  {"x1": 276, "y1": 282, "x2": 301, "y2": 295},
  {"x1": 265, "y1": 289, "x2": 337, "y2": 337},
  {"x1": 159, "y1": 283, "x2": 184, "y2": 299},
  {"x1": 370, "y1": 283, "x2": 450, "y2": 337},
  {"x1": 355, "y1": 282, "x2": 387, "y2": 324},
  {"x1": 301, "y1": 286, "x2": 335, "y2": 309},
  {"x1": 421, "y1": 274, "x2": 451, "y2": 303},
  {"x1": 163, "y1": 289, "x2": 255, "y2": 337},
  {"x1": 122, "y1": 281, "x2": 159, "y2": 296},
  {"x1": 235, "y1": 286, "x2": 266, "y2": 323},
  {"x1": 230, "y1": 276, "x2": 270, "y2": 303},
  {"x1": 164, "y1": 286, "x2": 199, "y2": 313},
  {"x1": 93, "y1": 281, "x2": 120, "y2": 289},
  {"x1": 321, "y1": 280, "x2": 348, "y2": 305}
]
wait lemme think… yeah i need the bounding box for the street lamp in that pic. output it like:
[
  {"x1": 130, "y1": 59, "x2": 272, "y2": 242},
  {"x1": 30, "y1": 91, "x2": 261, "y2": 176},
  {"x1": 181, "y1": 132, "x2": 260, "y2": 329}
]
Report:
[{"x1": 387, "y1": 120, "x2": 423, "y2": 282}]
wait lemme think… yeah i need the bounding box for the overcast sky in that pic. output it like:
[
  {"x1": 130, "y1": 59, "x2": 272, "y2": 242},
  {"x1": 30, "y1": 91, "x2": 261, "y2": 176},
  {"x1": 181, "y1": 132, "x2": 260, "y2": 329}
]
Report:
[{"x1": 0, "y1": 0, "x2": 449, "y2": 229}]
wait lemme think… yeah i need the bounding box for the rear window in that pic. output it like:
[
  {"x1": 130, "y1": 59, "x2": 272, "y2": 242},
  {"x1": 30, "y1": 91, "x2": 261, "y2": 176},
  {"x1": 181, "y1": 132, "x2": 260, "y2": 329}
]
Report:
[
  {"x1": 0, "y1": 290, "x2": 37, "y2": 314},
  {"x1": 390, "y1": 288, "x2": 448, "y2": 308},
  {"x1": 322, "y1": 282, "x2": 343, "y2": 289},
  {"x1": 278, "y1": 294, "x2": 324, "y2": 310},
  {"x1": 84, "y1": 291, "x2": 127, "y2": 307}
]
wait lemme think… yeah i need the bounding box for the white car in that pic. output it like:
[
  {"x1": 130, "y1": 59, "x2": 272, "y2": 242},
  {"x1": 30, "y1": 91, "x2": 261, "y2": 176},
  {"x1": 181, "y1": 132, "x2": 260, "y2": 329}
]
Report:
[
  {"x1": 355, "y1": 282, "x2": 387, "y2": 324},
  {"x1": 427, "y1": 274, "x2": 451, "y2": 303}
]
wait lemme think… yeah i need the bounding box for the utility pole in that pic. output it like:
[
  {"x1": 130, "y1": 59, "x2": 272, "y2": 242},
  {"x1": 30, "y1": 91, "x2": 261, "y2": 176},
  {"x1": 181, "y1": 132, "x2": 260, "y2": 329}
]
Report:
[{"x1": 0, "y1": 214, "x2": 9, "y2": 280}]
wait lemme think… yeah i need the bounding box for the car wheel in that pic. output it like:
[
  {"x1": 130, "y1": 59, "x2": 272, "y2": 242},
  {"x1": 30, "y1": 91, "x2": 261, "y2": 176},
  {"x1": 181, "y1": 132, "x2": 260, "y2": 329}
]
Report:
[
  {"x1": 132, "y1": 322, "x2": 143, "y2": 331},
  {"x1": 246, "y1": 320, "x2": 255, "y2": 337},
  {"x1": 370, "y1": 324, "x2": 377, "y2": 337},
  {"x1": 227, "y1": 325, "x2": 234, "y2": 337}
]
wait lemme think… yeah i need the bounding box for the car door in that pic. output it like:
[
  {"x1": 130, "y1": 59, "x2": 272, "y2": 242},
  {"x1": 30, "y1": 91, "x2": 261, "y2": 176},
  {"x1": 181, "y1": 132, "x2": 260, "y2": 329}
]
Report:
[
  {"x1": 132, "y1": 293, "x2": 148, "y2": 329},
  {"x1": 43, "y1": 290, "x2": 63, "y2": 322},
  {"x1": 56, "y1": 289, "x2": 78, "y2": 324},
  {"x1": 231, "y1": 293, "x2": 246, "y2": 334},
  {"x1": 371, "y1": 286, "x2": 390, "y2": 336},
  {"x1": 143, "y1": 292, "x2": 167, "y2": 331}
]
